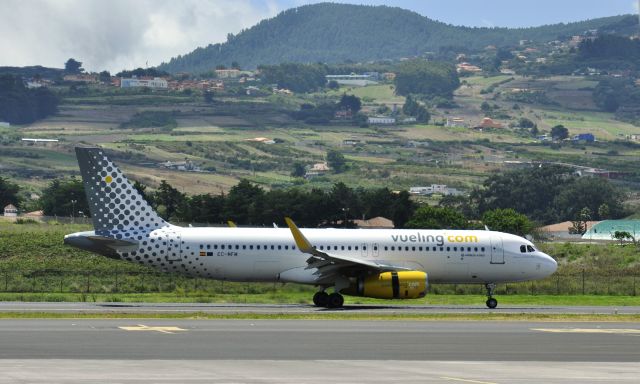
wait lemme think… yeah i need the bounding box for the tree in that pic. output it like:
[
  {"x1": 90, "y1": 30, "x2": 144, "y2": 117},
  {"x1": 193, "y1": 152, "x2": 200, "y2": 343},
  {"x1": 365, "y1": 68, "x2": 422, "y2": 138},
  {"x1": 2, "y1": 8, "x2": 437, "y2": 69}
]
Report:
[
  {"x1": 482, "y1": 208, "x2": 533, "y2": 237},
  {"x1": 203, "y1": 90, "x2": 214, "y2": 103},
  {"x1": 551, "y1": 124, "x2": 568, "y2": 140},
  {"x1": 40, "y1": 178, "x2": 88, "y2": 217},
  {"x1": 518, "y1": 117, "x2": 535, "y2": 128},
  {"x1": 98, "y1": 70, "x2": 111, "y2": 83},
  {"x1": 394, "y1": 59, "x2": 460, "y2": 98},
  {"x1": 327, "y1": 80, "x2": 339, "y2": 89},
  {"x1": 598, "y1": 203, "x2": 610, "y2": 220},
  {"x1": 327, "y1": 150, "x2": 346, "y2": 173},
  {"x1": 337, "y1": 94, "x2": 361, "y2": 113},
  {"x1": 613, "y1": 230, "x2": 634, "y2": 245},
  {"x1": 0, "y1": 177, "x2": 20, "y2": 208},
  {"x1": 405, "y1": 205, "x2": 468, "y2": 229},
  {"x1": 153, "y1": 180, "x2": 187, "y2": 220},
  {"x1": 291, "y1": 162, "x2": 306, "y2": 177},
  {"x1": 64, "y1": 58, "x2": 83, "y2": 74}
]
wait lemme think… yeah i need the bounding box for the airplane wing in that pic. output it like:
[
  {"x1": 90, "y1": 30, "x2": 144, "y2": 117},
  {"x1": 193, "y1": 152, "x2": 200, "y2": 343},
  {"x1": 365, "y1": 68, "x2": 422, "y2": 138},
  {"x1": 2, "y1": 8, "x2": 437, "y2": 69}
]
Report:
[{"x1": 284, "y1": 217, "x2": 409, "y2": 284}]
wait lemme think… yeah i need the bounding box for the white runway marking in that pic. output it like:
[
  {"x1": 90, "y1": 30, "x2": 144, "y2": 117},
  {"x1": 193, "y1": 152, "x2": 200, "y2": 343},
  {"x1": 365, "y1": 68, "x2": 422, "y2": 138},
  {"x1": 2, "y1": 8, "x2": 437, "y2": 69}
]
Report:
[
  {"x1": 532, "y1": 328, "x2": 640, "y2": 335},
  {"x1": 118, "y1": 324, "x2": 187, "y2": 334}
]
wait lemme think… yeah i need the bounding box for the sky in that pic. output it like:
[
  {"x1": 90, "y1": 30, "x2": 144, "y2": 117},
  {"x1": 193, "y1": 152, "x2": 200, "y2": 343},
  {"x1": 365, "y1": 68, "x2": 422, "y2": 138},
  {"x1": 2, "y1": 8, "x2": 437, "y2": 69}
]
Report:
[{"x1": 0, "y1": 0, "x2": 637, "y2": 73}]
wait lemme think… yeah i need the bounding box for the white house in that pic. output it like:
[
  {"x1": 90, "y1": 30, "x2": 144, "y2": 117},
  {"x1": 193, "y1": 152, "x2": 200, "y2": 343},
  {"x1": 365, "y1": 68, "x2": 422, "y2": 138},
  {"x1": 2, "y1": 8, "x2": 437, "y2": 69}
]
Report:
[
  {"x1": 368, "y1": 117, "x2": 396, "y2": 125},
  {"x1": 3, "y1": 204, "x2": 17, "y2": 217},
  {"x1": 120, "y1": 77, "x2": 168, "y2": 89}
]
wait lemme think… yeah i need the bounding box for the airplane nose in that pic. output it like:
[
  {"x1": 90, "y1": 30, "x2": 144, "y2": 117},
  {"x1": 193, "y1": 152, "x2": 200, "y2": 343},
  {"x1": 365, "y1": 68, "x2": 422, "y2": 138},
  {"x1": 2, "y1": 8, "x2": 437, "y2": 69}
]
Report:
[{"x1": 541, "y1": 254, "x2": 557, "y2": 276}]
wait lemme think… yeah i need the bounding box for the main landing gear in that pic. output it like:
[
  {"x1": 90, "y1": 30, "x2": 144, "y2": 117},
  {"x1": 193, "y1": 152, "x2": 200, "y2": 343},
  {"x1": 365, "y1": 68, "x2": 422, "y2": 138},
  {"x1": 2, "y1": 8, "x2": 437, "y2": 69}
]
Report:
[
  {"x1": 313, "y1": 291, "x2": 344, "y2": 308},
  {"x1": 485, "y1": 283, "x2": 498, "y2": 309}
]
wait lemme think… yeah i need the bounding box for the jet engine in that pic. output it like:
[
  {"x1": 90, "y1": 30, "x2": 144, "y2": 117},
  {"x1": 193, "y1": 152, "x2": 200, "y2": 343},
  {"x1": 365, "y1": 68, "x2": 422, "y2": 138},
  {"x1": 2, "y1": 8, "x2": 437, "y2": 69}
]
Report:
[{"x1": 342, "y1": 271, "x2": 428, "y2": 299}]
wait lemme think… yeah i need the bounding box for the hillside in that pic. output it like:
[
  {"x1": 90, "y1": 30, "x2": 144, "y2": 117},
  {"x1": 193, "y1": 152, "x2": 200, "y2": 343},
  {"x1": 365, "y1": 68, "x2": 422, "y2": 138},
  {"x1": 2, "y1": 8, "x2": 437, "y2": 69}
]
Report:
[{"x1": 158, "y1": 3, "x2": 636, "y2": 73}]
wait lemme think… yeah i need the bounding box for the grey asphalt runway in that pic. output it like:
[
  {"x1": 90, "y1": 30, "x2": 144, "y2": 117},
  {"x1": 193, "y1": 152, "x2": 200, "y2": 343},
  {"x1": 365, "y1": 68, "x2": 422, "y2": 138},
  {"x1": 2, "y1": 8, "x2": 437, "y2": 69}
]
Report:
[
  {"x1": 0, "y1": 319, "x2": 639, "y2": 383},
  {"x1": 2, "y1": 301, "x2": 640, "y2": 314}
]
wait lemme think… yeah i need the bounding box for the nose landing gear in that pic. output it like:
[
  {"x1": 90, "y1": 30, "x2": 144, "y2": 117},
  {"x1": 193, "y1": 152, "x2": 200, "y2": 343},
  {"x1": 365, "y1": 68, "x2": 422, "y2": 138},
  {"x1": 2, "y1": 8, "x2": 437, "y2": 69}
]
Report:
[{"x1": 485, "y1": 283, "x2": 498, "y2": 309}]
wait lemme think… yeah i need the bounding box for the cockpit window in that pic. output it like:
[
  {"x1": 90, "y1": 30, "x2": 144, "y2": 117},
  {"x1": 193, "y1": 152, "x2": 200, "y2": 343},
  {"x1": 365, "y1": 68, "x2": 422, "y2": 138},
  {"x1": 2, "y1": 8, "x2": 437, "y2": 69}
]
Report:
[
  {"x1": 527, "y1": 245, "x2": 535, "y2": 252},
  {"x1": 520, "y1": 245, "x2": 527, "y2": 253}
]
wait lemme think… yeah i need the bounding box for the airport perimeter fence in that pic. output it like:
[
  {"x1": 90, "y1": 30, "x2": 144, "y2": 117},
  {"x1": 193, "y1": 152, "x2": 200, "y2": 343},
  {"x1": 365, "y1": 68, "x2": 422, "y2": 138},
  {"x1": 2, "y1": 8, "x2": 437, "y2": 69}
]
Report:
[{"x1": 0, "y1": 270, "x2": 637, "y2": 296}]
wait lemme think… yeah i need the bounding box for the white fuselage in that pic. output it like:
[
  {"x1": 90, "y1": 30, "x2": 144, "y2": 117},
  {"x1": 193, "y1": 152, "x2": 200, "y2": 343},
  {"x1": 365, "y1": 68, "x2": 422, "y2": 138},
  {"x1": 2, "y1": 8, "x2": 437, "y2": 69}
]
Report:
[{"x1": 100, "y1": 226, "x2": 557, "y2": 285}]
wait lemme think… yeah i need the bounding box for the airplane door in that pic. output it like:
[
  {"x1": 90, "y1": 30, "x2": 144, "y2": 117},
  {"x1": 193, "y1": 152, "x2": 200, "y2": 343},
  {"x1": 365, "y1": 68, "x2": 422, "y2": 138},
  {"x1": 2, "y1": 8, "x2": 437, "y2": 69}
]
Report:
[
  {"x1": 372, "y1": 243, "x2": 379, "y2": 258},
  {"x1": 361, "y1": 243, "x2": 368, "y2": 258},
  {"x1": 490, "y1": 236, "x2": 505, "y2": 264},
  {"x1": 165, "y1": 229, "x2": 182, "y2": 262}
]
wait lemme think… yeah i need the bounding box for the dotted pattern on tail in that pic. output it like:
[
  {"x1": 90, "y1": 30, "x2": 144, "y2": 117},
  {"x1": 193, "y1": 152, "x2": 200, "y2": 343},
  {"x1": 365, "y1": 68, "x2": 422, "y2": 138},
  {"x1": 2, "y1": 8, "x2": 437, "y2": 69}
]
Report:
[
  {"x1": 75, "y1": 147, "x2": 208, "y2": 276},
  {"x1": 75, "y1": 147, "x2": 169, "y2": 237}
]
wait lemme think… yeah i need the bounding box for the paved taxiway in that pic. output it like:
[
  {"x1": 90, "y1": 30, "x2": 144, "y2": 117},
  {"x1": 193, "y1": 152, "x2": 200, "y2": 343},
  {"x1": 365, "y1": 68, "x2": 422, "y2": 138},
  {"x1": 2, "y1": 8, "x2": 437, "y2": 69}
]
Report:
[
  {"x1": 2, "y1": 301, "x2": 640, "y2": 314},
  {"x1": 0, "y1": 319, "x2": 639, "y2": 383}
]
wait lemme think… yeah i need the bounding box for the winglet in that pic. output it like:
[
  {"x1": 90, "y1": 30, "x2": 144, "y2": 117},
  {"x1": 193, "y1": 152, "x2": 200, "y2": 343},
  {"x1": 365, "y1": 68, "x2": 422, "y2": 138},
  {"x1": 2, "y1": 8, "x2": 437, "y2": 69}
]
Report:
[
  {"x1": 284, "y1": 217, "x2": 314, "y2": 253},
  {"x1": 227, "y1": 220, "x2": 237, "y2": 228}
]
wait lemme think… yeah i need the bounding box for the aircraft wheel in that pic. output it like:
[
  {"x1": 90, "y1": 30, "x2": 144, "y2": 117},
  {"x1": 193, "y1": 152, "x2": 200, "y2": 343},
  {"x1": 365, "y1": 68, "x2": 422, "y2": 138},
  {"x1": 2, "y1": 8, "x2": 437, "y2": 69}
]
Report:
[
  {"x1": 313, "y1": 291, "x2": 329, "y2": 307},
  {"x1": 486, "y1": 298, "x2": 498, "y2": 309},
  {"x1": 326, "y1": 293, "x2": 344, "y2": 308}
]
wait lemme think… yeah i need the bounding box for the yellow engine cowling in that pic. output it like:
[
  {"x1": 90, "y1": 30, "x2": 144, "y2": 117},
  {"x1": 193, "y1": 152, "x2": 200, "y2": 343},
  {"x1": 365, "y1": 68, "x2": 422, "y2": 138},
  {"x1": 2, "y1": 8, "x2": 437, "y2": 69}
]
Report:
[{"x1": 342, "y1": 271, "x2": 428, "y2": 299}]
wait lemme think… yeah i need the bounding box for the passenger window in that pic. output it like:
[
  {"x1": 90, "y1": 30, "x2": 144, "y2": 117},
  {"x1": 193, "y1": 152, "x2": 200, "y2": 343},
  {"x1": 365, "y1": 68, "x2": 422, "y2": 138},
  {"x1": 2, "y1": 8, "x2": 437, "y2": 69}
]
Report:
[
  {"x1": 242, "y1": 245, "x2": 246, "y2": 250},
  {"x1": 384, "y1": 246, "x2": 388, "y2": 251},
  {"x1": 453, "y1": 246, "x2": 457, "y2": 251},
  {"x1": 256, "y1": 245, "x2": 260, "y2": 250},
  {"x1": 405, "y1": 246, "x2": 409, "y2": 251},
  {"x1": 320, "y1": 246, "x2": 324, "y2": 250},
  {"x1": 278, "y1": 245, "x2": 282, "y2": 250},
  {"x1": 341, "y1": 246, "x2": 345, "y2": 250},
  {"x1": 348, "y1": 246, "x2": 351, "y2": 251},
  {"x1": 355, "y1": 246, "x2": 359, "y2": 251},
  {"x1": 446, "y1": 247, "x2": 450, "y2": 252},
  {"x1": 235, "y1": 245, "x2": 239, "y2": 250},
  {"x1": 207, "y1": 245, "x2": 211, "y2": 250},
  {"x1": 391, "y1": 246, "x2": 395, "y2": 251},
  {"x1": 520, "y1": 245, "x2": 527, "y2": 253},
  {"x1": 419, "y1": 246, "x2": 423, "y2": 251},
  {"x1": 411, "y1": 246, "x2": 415, "y2": 251},
  {"x1": 433, "y1": 247, "x2": 437, "y2": 251},
  {"x1": 271, "y1": 245, "x2": 275, "y2": 250},
  {"x1": 199, "y1": 244, "x2": 204, "y2": 249},
  {"x1": 250, "y1": 245, "x2": 253, "y2": 250},
  {"x1": 481, "y1": 247, "x2": 485, "y2": 252},
  {"x1": 285, "y1": 245, "x2": 289, "y2": 250},
  {"x1": 221, "y1": 245, "x2": 225, "y2": 250},
  {"x1": 334, "y1": 246, "x2": 338, "y2": 251},
  {"x1": 527, "y1": 245, "x2": 535, "y2": 252}
]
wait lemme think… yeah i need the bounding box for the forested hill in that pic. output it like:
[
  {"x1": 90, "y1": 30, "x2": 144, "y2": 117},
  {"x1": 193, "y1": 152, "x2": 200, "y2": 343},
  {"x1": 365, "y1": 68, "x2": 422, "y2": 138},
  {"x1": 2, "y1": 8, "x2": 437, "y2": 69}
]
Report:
[{"x1": 158, "y1": 3, "x2": 635, "y2": 73}]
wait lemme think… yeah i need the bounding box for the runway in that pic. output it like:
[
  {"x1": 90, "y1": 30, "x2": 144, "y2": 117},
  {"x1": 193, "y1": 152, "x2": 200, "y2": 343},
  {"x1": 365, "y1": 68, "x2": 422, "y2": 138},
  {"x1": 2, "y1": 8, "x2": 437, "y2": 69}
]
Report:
[
  {"x1": 1, "y1": 304, "x2": 639, "y2": 383},
  {"x1": 1, "y1": 319, "x2": 639, "y2": 361},
  {"x1": 2, "y1": 301, "x2": 640, "y2": 314},
  {"x1": 0, "y1": 318, "x2": 639, "y2": 383}
]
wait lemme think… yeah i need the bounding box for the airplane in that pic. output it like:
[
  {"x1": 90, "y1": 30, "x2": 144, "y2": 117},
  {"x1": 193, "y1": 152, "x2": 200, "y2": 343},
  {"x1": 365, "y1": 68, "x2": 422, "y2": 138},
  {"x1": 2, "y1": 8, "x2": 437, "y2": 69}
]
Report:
[{"x1": 64, "y1": 147, "x2": 558, "y2": 309}]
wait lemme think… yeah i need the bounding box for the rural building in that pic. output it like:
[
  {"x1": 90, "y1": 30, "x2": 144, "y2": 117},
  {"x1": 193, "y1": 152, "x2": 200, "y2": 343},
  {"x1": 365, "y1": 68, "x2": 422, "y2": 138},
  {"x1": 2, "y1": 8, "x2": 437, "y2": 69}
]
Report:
[
  {"x1": 582, "y1": 220, "x2": 640, "y2": 241},
  {"x1": 539, "y1": 221, "x2": 599, "y2": 240},
  {"x1": 352, "y1": 216, "x2": 394, "y2": 229},
  {"x1": 475, "y1": 117, "x2": 503, "y2": 129},
  {"x1": 120, "y1": 77, "x2": 168, "y2": 89},
  {"x1": 410, "y1": 185, "x2": 463, "y2": 196},
  {"x1": 368, "y1": 116, "x2": 396, "y2": 125},
  {"x1": 160, "y1": 160, "x2": 200, "y2": 172},
  {"x1": 3, "y1": 204, "x2": 17, "y2": 217},
  {"x1": 445, "y1": 117, "x2": 465, "y2": 127},
  {"x1": 325, "y1": 74, "x2": 379, "y2": 86},
  {"x1": 305, "y1": 162, "x2": 330, "y2": 178},
  {"x1": 456, "y1": 62, "x2": 482, "y2": 73},
  {"x1": 245, "y1": 137, "x2": 276, "y2": 144},
  {"x1": 63, "y1": 74, "x2": 99, "y2": 83},
  {"x1": 572, "y1": 133, "x2": 595, "y2": 142},
  {"x1": 214, "y1": 69, "x2": 241, "y2": 78}
]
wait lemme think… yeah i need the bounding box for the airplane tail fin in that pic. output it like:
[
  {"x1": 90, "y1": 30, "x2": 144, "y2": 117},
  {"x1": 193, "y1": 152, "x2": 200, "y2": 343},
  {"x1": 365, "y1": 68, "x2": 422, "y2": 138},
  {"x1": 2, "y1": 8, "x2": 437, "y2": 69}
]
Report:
[{"x1": 75, "y1": 146, "x2": 169, "y2": 236}]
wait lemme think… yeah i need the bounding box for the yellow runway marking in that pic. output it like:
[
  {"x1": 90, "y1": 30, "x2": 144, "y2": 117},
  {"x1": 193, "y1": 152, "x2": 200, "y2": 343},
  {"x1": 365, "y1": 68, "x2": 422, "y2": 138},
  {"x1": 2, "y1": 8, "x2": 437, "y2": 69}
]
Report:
[
  {"x1": 532, "y1": 328, "x2": 640, "y2": 335},
  {"x1": 118, "y1": 324, "x2": 187, "y2": 334},
  {"x1": 440, "y1": 377, "x2": 499, "y2": 384}
]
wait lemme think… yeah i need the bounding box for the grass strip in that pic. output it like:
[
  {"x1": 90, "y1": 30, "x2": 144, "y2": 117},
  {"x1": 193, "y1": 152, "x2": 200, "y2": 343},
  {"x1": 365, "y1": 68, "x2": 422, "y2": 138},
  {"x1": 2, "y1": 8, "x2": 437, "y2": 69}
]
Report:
[{"x1": 0, "y1": 312, "x2": 639, "y2": 322}]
